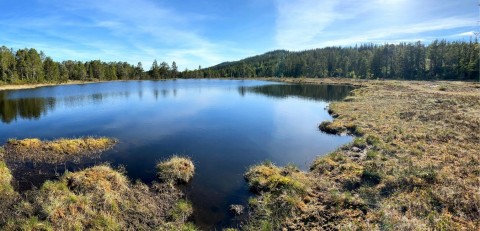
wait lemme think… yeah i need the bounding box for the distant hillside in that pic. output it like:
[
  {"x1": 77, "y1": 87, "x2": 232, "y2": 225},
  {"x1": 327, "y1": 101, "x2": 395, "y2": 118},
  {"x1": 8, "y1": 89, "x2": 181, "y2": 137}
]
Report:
[{"x1": 183, "y1": 40, "x2": 479, "y2": 81}]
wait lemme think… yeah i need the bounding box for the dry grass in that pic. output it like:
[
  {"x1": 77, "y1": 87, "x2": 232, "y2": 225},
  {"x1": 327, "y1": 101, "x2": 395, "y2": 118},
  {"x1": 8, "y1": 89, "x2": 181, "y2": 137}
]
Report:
[
  {"x1": 1, "y1": 165, "x2": 197, "y2": 230},
  {"x1": 0, "y1": 161, "x2": 14, "y2": 196},
  {"x1": 244, "y1": 79, "x2": 480, "y2": 230},
  {"x1": 3, "y1": 137, "x2": 117, "y2": 163},
  {"x1": 243, "y1": 162, "x2": 313, "y2": 230},
  {"x1": 0, "y1": 80, "x2": 104, "y2": 91},
  {"x1": 0, "y1": 160, "x2": 17, "y2": 225},
  {"x1": 244, "y1": 161, "x2": 309, "y2": 195},
  {"x1": 157, "y1": 156, "x2": 195, "y2": 183},
  {"x1": 0, "y1": 137, "x2": 198, "y2": 229}
]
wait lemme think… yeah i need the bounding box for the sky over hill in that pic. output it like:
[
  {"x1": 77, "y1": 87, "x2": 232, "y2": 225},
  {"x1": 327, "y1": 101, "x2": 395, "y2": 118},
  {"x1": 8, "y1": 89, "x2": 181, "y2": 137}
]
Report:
[{"x1": 0, "y1": 0, "x2": 476, "y2": 69}]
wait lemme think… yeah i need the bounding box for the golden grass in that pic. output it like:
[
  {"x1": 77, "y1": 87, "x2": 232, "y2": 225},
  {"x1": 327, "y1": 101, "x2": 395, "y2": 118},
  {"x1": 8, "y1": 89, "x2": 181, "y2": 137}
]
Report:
[
  {"x1": 0, "y1": 80, "x2": 104, "y2": 91},
  {"x1": 243, "y1": 162, "x2": 313, "y2": 230},
  {"x1": 0, "y1": 160, "x2": 18, "y2": 225},
  {"x1": 0, "y1": 161, "x2": 14, "y2": 196},
  {"x1": 1, "y1": 165, "x2": 197, "y2": 230},
  {"x1": 244, "y1": 162, "x2": 309, "y2": 195},
  {"x1": 244, "y1": 78, "x2": 480, "y2": 230},
  {"x1": 157, "y1": 156, "x2": 195, "y2": 183},
  {"x1": 3, "y1": 137, "x2": 117, "y2": 163}
]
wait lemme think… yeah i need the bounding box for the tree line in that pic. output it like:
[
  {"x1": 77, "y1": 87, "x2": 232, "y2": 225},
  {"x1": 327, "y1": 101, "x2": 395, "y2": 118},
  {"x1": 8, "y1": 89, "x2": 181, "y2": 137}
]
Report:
[
  {"x1": 0, "y1": 46, "x2": 179, "y2": 83},
  {"x1": 185, "y1": 40, "x2": 479, "y2": 81},
  {"x1": 2, "y1": 39, "x2": 478, "y2": 83}
]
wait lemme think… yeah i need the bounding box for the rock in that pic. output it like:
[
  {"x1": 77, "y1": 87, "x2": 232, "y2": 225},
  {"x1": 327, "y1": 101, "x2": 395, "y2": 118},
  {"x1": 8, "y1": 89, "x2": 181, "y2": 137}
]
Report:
[{"x1": 229, "y1": 204, "x2": 244, "y2": 215}]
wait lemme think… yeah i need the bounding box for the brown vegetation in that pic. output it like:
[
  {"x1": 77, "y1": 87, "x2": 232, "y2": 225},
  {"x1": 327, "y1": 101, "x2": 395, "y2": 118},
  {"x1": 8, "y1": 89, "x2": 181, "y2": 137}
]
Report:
[
  {"x1": 0, "y1": 164, "x2": 198, "y2": 230},
  {"x1": 0, "y1": 138, "x2": 198, "y2": 230},
  {"x1": 244, "y1": 79, "x2": 480, "y2": 230},
  {"x1": 157, "y1": 156, "x2": 195, "y2": 183},
  {"x1": 0, "y1": 80, "x2": 101, "y2": 91},
  {"x1": 3, "y1": 137, "x2": 117, "y2": 163}
]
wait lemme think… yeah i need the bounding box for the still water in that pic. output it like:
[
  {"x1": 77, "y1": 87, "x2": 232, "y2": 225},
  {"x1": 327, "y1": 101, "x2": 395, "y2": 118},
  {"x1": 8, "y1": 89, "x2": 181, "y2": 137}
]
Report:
[{"x1": 0, "y1": 79, "x2": 352, "y2": 229}]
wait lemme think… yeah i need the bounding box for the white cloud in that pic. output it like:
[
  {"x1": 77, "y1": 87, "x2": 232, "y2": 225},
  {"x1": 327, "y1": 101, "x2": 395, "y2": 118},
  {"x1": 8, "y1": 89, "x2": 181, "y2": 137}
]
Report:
[
  {"x1": 274, "y1": 0, "x2": 476, "y2": 50},
  {"x1": 2, "y1": 0, "x2": 250, "y2": 70},
  {"x1": 455, "y1": 31, "x2": 476, "y2": 37}
]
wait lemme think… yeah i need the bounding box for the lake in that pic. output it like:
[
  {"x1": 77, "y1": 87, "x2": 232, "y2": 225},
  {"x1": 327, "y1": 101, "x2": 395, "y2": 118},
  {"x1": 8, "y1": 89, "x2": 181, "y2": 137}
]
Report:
[{"x1": 0, "y1": 79, "x2": 353, "y2": 229}]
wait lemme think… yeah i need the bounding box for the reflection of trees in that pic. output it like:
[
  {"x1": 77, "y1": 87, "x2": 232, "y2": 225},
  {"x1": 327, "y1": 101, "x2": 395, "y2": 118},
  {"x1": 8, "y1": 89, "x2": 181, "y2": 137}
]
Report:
[
  {"x1": 241, "y1": 84, "x2": 353, "y2": 101},
  {"x1": 0, "y1": 91, "x2": 56, "y2": 124}
]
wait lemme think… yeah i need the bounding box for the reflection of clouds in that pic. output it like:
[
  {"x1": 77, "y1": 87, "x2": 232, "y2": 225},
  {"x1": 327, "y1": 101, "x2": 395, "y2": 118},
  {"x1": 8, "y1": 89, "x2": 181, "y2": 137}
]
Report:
[
  {"x1": 93, "y1": 88, "x2": 226, "y2": 147},
  {"x1": 267, "y1": 98, "x2": 351, "y2": 169}
]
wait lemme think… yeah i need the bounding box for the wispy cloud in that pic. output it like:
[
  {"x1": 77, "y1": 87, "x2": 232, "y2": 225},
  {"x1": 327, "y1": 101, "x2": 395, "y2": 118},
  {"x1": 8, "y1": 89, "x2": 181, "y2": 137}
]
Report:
[
  {"x1": 1, "y1": 0, "x2": 253, "y2": 69},
  {"x1": 274, "y1": 0, "x2": 476, "y2": 50},
  {"x1": 0, "y1": 0, "x2": 475, "y2": 67}
]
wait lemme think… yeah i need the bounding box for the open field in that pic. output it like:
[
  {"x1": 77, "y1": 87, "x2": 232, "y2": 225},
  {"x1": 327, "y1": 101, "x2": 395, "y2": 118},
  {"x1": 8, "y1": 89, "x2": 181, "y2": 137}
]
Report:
[{"x1": 243, "y1": 78, "x2": 480, "y2": 230}]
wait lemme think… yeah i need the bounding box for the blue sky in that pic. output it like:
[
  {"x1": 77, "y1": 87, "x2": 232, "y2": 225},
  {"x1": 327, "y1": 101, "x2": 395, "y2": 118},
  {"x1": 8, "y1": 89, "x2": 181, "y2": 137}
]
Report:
[{"x1": 0, "y1": 0, "x2": 477, "y2": 70}]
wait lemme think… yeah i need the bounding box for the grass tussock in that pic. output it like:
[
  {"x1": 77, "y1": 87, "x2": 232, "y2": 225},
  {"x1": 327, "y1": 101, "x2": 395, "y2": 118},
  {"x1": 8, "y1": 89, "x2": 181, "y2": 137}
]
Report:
[
  {"x1": 0, "y1": 161, "x2": 15, "y2": 196},
  {"x1": 244, "y1": 79, "x2": 480, "y2": 230},
  {"x1": 0, "y1": 160, "x2": 17, "y2": 225},
  {"x1": 0, "y1": 165, "x2": 197, "y2": 230},
  {"x1": 157, "y1": 156, "x2": 195, "y2": 183},
  {"x1": 3, "y1": 137, "x2": 117, "y2": 163},
  {"x1": 243, "y1": 162, "x2": 313, "y2": 230}
]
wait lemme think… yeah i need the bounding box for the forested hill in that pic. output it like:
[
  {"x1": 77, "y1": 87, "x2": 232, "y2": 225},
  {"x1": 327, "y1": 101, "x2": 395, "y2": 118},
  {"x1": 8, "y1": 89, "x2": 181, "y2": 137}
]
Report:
[{"x1": 185, "y1": 40, "x2": 479, "y2": 81}]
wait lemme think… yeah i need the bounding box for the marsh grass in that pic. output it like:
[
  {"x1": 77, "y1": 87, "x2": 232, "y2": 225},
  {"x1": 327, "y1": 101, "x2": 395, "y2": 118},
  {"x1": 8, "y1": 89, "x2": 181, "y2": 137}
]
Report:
[
  {"x1": 243, "y1": 162, "x2": 313, "y2": 230},
  {"x1": 3, "y1": 137, "x2": 117, "y2": 163},
  {"x1": 0, "y1": 161, "x2": 17, "y2": 225},
  {"x1": 0, "y1": 165, "x2": 197, "y2": 230},
  {"x1": 244, "y1": 79, "x2": 480, "y2": 230},
  {"x1": 156, "y1": 156, "x2": 195, "y2": 183}
]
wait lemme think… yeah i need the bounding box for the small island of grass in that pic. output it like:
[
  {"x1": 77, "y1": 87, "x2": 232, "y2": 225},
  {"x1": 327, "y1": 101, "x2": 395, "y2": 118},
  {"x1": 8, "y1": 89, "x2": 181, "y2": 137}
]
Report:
[
  {"x1": 156, "y1": 156, "x2": 195, "y2": 183},
  {"x1": 3, "y1": 137, "x2": 117, "y2": 163}
]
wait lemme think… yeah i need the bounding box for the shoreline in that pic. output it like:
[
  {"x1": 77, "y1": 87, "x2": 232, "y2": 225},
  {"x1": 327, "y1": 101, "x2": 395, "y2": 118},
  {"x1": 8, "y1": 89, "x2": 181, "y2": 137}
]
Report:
[{"x1": 0, "y1": 80, "x2": 105, "y2": 91}]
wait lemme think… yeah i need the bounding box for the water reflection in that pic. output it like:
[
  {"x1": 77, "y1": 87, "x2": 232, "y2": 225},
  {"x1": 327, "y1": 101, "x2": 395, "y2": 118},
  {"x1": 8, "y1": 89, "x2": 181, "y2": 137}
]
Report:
[
  {"x1": 0, "y1": 80, "x2": 353, "y2": 229},
  {"x1": 0, "y1": 91, "x2": 56, "y2": 123},
  {"x1": 241, "y1": 84, "x2": 353, "y2": 101}
]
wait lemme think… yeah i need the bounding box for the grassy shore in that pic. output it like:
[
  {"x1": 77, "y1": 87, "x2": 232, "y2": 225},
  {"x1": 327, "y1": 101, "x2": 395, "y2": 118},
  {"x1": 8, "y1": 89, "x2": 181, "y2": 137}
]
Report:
[
  {"x1": 0, "y1": 80, "x2": 107, "y2": 91},
  {"x1": 0, "y1": 148, "x2": 197, "y2": 230},
  {"x1": 4, "y1": 137, "x2": 117, "y2": 164},
  {"x1": 242, "y1": 78, "x2": 480, "y2": 230}
]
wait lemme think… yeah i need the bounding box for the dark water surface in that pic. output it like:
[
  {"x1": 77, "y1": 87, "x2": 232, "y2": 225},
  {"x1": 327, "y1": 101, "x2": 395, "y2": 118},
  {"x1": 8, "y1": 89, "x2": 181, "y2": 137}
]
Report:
[{"x1": 0, "y1": 79, "x2": 353, "y2": 229}]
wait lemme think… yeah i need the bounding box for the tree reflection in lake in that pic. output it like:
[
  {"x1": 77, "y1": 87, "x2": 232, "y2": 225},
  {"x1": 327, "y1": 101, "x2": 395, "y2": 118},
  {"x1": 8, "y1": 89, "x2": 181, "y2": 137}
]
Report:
[
  {"x1": 240, "y1": 84, "x2": 353, "y2": 101},
  {"x1": 0, "y1": 91, "x2": 56, "y2": 123}
]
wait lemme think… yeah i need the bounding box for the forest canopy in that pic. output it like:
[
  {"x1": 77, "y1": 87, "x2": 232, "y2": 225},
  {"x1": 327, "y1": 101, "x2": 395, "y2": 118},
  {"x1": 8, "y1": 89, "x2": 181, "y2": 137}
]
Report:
[{"x1": 186, "y1": 40, "x2": 479, "y2": 81}]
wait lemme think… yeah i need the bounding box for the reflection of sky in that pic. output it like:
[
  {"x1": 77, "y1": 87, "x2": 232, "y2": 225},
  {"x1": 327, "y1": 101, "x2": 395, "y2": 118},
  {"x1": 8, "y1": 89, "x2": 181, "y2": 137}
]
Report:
[
  {"x1": 268, "y1": 99, "x2": 351, "y2": 169},
  {"x1": 0, "y1": 79, "x2": 352, "y2": 229}
]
